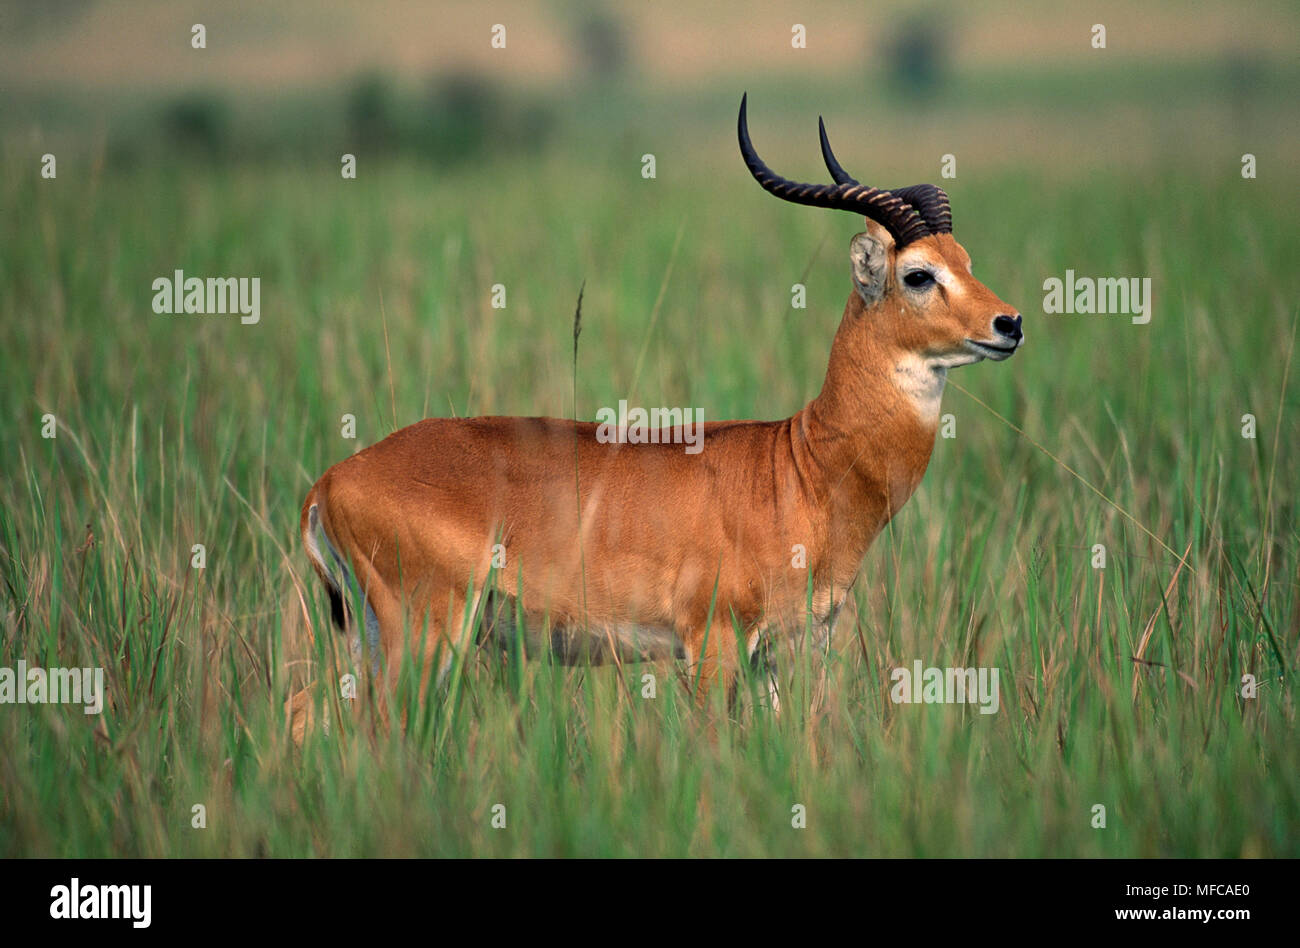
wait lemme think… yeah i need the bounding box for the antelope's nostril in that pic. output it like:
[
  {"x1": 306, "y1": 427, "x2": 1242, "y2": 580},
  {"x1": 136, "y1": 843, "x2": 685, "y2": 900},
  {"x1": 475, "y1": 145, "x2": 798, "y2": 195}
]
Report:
[{"x1": 993, "y1": 314, "x2": 1023, "y2": 342}]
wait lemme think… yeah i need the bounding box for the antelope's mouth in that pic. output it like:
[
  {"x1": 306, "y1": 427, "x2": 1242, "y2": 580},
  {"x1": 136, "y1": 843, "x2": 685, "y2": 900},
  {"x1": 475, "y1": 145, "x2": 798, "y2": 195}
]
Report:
[{"x1": 964, "y1": 339, "x2": 1019, "y2": 361}]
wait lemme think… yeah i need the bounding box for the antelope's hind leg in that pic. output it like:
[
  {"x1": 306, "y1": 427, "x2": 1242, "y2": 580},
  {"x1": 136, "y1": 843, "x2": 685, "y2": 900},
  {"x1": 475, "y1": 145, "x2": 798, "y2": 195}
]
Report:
[
  {"x1": 745, "y1": 629, "x2": 782, "y2": 714},
  {"x1": 680, "y1": 619, "x2": 742, "y2": 711}
]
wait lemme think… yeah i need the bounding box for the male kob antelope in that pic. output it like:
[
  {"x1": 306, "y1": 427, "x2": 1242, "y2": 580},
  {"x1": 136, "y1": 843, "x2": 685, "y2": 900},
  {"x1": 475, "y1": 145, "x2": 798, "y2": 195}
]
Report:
[{"x1": 296, "y1": 95, "x2": 1021, "y2": 725}]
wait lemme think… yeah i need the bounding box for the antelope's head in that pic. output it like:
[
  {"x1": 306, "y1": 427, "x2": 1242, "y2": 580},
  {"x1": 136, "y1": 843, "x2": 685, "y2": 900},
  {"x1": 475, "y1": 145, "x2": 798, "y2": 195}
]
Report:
[{"x1": 738, "y1": 95, "x2": 1023, "y2": 371}]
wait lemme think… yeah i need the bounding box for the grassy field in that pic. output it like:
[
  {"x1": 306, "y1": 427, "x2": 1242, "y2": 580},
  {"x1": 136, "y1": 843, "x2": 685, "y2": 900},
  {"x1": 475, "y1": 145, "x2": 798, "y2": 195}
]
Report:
[{"x1": 1, "y1": 49, "x2": 1297, "y2": 856}]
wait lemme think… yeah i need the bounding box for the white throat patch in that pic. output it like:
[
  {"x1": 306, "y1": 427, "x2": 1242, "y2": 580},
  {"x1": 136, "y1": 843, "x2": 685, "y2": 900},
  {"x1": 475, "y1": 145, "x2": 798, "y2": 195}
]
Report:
[{"x1": 892, "y1": 353, "x2": 950, "y2": 425}]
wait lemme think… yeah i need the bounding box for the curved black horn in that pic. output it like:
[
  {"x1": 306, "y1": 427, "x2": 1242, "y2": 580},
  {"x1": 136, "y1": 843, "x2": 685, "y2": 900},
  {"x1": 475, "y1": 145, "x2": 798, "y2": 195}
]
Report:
[
  {"x1": 738, "y1": 94, "x2": 930, "y2": 246},
  {"x1": 818, "y1": 115, "x2": 857, "y2": 186},
  {"x1": 818, "y1": 114, "x2": 953, "y2": 235}
]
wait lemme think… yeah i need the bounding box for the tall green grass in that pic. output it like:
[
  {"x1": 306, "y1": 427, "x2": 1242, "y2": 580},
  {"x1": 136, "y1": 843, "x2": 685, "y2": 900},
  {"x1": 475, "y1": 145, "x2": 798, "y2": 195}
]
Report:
[{"x1": 0, "y1": 95, "x2": 1296, "y2": 856}]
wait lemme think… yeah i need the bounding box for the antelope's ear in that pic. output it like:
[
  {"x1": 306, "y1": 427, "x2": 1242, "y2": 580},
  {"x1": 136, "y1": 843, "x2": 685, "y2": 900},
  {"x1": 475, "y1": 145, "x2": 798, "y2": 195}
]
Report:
[{"x1": 850, "y1": 222, "x2": 895, "y2": 307}]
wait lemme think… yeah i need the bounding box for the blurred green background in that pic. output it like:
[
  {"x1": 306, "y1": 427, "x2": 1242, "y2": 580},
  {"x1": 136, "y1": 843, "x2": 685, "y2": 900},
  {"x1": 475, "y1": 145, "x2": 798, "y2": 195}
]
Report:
[{"x1": 0, "y1": 1, "x2": 1296, "y2": 857}]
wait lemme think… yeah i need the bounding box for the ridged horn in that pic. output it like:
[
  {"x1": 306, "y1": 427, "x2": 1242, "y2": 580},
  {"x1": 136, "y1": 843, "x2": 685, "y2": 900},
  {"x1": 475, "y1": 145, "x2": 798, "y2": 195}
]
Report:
[
  {"x1": 818, "y1": 114, "x2": 952, "y2": 236},
  {"x1": 738, "y1": 94, "x2": 931, "y2": 246}
]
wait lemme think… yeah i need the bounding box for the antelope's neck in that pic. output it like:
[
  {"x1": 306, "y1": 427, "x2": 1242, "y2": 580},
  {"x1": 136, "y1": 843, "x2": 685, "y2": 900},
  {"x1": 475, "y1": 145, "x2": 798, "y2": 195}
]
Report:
[{"x1": 791, "y1": 293, "x2": 945, "y2": 579}]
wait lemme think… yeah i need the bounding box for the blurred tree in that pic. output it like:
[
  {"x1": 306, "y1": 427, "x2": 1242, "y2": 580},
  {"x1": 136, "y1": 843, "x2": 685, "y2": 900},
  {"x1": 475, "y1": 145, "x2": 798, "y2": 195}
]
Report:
[
  {"x1": 1223, "y1": 49, "x2": 1265, "y2": 131},
  {"x1": 425, "y1": 72, "x2": 554, "y2": 165},
  {"x1": 161, "y1": 92, "x2": 230, "y2": 157},
  {"x1": 882, "y1": 13, "x2": 951, "y2": 102},
  {"x1": 574, "y1": 9, "x2": 629, "y2": 79},
  {"x1": 427, "y1": 73, "x2": 497, "y2": 162},
  {"x1": 348, "y1": 72, "x2": 399, "y2": 153}
]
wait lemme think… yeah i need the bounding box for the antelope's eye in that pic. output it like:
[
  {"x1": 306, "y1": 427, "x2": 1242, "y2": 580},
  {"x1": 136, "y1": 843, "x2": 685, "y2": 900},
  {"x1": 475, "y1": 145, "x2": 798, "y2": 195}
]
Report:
[{"x1": 904, "y1": 270, "x2": 934, "y2": 288}]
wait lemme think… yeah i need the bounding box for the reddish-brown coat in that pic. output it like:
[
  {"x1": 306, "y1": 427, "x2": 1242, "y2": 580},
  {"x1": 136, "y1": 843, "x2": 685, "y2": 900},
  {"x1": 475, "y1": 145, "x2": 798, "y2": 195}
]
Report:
[{"x1": 296, "y1": 227, "x2": 1018, "y2": 724}]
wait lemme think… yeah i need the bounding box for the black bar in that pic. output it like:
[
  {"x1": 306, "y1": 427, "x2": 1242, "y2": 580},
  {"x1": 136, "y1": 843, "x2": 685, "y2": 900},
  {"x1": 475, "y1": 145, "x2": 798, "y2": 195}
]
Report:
[{"x1": 0, "y1": 858, "x2": 1284, "y2": 934}]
